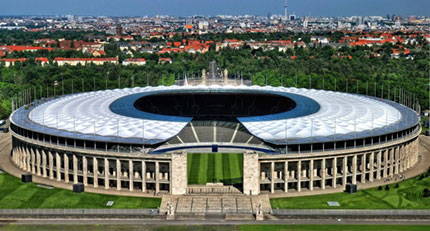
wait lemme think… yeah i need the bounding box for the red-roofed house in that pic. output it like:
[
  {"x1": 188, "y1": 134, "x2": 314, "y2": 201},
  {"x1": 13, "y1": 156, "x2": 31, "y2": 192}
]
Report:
[
  {"x1": 159, "y1": 57, "x2": 172, "y2": 64},
  {"x1": 0, "y1": 58, "x2": 28, "y2": 67},
  {"x1": 122, "y1": 58, "x2": 146, "y2": 66},
  {"x1": 35, "y1": 57, "x2": 49, "y2": 66},
  {"x1": 54, "y1": 57, "x2": 118, "y2": 66},
  {"x1": 0, "y1": 45, "x2": 53, "y2": 52}
]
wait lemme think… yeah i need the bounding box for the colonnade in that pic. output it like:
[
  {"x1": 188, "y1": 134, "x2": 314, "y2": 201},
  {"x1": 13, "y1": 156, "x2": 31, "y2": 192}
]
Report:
[
  {"x1": 12, "y1": 142, "x2": 171, "y2": 194},
  {"x1": 257, "y1": 138, "x2": 419, "y2": 193}
]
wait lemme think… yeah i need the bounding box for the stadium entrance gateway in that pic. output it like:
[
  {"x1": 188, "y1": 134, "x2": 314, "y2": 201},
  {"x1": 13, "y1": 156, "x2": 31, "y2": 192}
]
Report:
[{"x1": 171, "y1": 151, "x2": 259, "y2": 195}]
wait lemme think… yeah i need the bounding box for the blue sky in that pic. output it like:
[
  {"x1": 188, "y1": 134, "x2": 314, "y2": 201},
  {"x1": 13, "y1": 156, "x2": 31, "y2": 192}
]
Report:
[{"x1": 0, "y1": 0, "x2": 428, "y2": 17}]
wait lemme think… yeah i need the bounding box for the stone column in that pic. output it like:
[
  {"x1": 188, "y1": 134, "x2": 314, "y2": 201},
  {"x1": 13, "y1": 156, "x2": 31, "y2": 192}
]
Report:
[
  {"x1": 42, "y1": 150, "x2": 47, "y2": 177},
  {"x1": 383, "y1": 150, "x2": 388, "y2": 178},
  {"x1": 64, "y1": 154, "x2": 69, "y2": 183},
  {"x1": 361, "y1": 153, "x2": 366, "y2": 183},
  {"x1": 142, "y1": 161, "x2": 146, "y2": 193},
  {"x1": 321, "y1": 158, "x2": 326, "y2": 190},
  {"x1": 116, "y1": 159, "x2": 121, "y2": 190},
  {"x1": 36, "y1": 149, "x2": 41, "y2": 176},
  {"x1": 243, "y1": 151, "x2": 259, "y2": 195},
  {"x1": 352, "y1": 155, "x2": 357, "y2": 185},
  {"x1": 129, "y1": 160, "x2": 134, "y2": 191},
  {"x1": 389, "y1": 148, "x2": 394, "y2": 176},
  {"x1": 369, "y1": 152, "x2": 374, "y2": 182},
  {"x1": 48, "y1": 151, "x2": 54, "y2": 180},
  {"x1": 284, "y1": 161, "x2": 288, "y2": 193},
  {"x1": 270, "y1": 162, "x2": 275, "y2": 193},
  {"x1": 93, "y1": 157, "x2": 98, "y2": 188},
  {"x1": 56, "y1": 152, "x2": 61, "y2": 181},
  {"x1": 406, "y1": 144, "x2": 411, "y2": 169},
  {"x1": 82, "y1": 156, "x2": 88, "y2": 186},
  {"x1": 309, "y1": 159, "x2": 314, "y2": 191},
  {"x1": 297, "y1": 160, "x2": 301, "y2": 192},
  {"x1": 171, "y1": 151, "x2": 188, "y2": 195},
  {"x1": 31, "y1": 148, "x2": 36, "y2": 174},
  {"x1": 26, "y1": 148, "x2": 31, "y2": 172},
  {"x1": 104, "y1": 158, "x2": 109, "y2": 189},
  {"x1": 342, "y1": 157, "x2": 347, "y2": 187},
  {"x1": 376, "y1": 151, "x2": 381, "y2": 180},
  {"x1": 332, "y1": 158, "x2": 337, "y2": 189},
  {"x1": 73, "y1": 155, "x2": 78, "y2": 184},
  {"x1": 155, "y1": 161, "x2": 160, "y2": 193},
  {"x1": 394, "y1": 147, "x2": 399, "y2": 174}
]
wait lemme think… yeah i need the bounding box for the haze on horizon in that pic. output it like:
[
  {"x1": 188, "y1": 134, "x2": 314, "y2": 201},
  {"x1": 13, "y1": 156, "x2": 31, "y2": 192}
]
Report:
[{"x1": 0, "y1": 0, "x2": 429, "y2": 17}]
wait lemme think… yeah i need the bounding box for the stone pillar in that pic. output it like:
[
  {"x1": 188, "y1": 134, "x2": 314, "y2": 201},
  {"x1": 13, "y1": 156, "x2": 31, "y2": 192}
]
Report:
[
  {"x1": 155, "y1": 161, "x2": 160, "y2": 193},
  {"x1": 171, "y1": 151, "x2": 187, "y2": 195},
  {"x1": 48, "y1": 151, "x2": 54, "y2": 180},
  {"x1": 56, "y1": 152, "x2": 61, "y2": 181},
  {"x1": 376, "y1": 151, "x2": 381, "y2": 180},
  {"x1": 321, "y1": 158, "x2": 326, "y2": 190},
  {"x1": 82, "y1": 156, "x2": 88, "y2": 186},
  {"x1": 93, "y1": 157, "x2": 98, "y2": 188},
  {"x1": 25, "y1": 148, "x2": 31, "y2": 172},
  {"x1": 31, "y1": 148, "x2": 36, "y2": 174},
  {"x1": 129, "y1": 160, "x2": 134, "y2": 191},
  {"x1": 383, "y1": 150, "x2": 388, "y2": 178},
  {"x1": 104, "y1": 158, "x2": 109, "y2": 189},
  {"x1": 369, "y1": 153, "x2": 374, "y2": 182},
  {"x1": 389, "y1": 148, "x2": 394, "y2": 176},
  {"x1": 42, "y1": 150, "x2": 47, "y2": 177},
  {"x1": 116, "y1": 159, "x2": 121, "y2": 190},
  {"x1": 243, "y1": 151, "x2": 259, "y2": 195},
  {"x1": 352, "y1": 155, "x2": 357, "y2": 185},
  {"x1": 309, "y1": 159, "x2": 314, "y2": 191},
  {"x1": 297, "y1": 160, "x2": 301, "y2": 192},
  {"x1": 270, "y1": 162, "x2": 275, "y2": 193},
  {"x1": 406, "y1": 144, "x2": 411, "y2": 169},
  {"x1": 284, "y1": 161, "x2": 288, "y2": 193},
  {"x1": 73, "y1": 155, "x2": 78, "y2": 184},
  {"x1": 36, "y1": 149, "x2": 41, "y2": 176},
  {"x1": 394, "y1": 147, "x2": 402, "y2": 174},
  {"x1": 361, "y1": 153, "x2": 366, "y2": 183},
  {"x1": 332, "y1": 157, "x2": 337, "y2": 189},
  {"x1": 64, "y1": 154, "x2": 69, "y2": 183},
  {"x1": 142, "y1": 161, "x2": 146, "y2": 193},
  {"x1": 342, "y1": 157, "x2": 347, "y2": 187}
]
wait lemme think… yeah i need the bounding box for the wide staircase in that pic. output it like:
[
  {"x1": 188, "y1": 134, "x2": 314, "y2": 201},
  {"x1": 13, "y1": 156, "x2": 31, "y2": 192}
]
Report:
[{"x1": 186, "y1": 183, "x2": 242, "y2": 195}]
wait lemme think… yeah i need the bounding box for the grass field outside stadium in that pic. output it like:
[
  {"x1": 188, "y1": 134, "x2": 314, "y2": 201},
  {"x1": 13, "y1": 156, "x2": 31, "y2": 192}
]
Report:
[
  {"x1": 0, "y1": 173, "x2": 160, "y2": 209},
  {"x1": 187, "y1": 153, "x2": 243, "y2": 185},
  {"x1": 271, "y1": 173, "x2": 430, "y2": 209}
]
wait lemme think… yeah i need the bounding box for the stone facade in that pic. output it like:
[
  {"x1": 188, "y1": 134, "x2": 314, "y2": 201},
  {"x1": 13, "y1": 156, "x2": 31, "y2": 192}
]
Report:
[
  {"x1": 171, "y1": 151, "x2": 188, "y2": 195},
  {"x1": 243, "y1": 151, "x2": 259, "y2": 195}
]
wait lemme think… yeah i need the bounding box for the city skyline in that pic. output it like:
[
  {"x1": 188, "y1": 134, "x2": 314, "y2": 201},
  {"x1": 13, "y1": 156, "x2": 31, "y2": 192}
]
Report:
[{"x1": 0, "y1": 0, "x2": 429, "y2": 17}]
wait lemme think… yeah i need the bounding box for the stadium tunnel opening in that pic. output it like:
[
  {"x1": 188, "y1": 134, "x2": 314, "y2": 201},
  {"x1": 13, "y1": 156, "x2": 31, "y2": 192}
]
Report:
[{"x1": 134, "y1": 92, "x2": 297, "y2": 122}]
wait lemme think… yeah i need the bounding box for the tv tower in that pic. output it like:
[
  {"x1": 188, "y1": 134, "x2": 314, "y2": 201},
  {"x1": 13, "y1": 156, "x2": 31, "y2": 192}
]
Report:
[{"x1": 284, "y1": 0, "x2": 288, "y2": 21}]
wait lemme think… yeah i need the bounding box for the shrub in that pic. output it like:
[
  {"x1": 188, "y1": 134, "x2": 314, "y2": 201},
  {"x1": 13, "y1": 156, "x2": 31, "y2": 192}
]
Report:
[
  {"x1": 378, "y1": 186, "x2": 383, "y2": 190},
  {"x1": 385, "y1": 185, "x2": 390, "y2": 191},
  {"x1": 395, "y1": 183, "x2": 399, "y2": 188}
]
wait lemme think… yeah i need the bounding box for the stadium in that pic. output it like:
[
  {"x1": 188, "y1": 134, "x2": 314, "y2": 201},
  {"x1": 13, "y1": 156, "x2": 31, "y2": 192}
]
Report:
[{"x1": 9, "y1": 82, "x2": 420, "y2": 196}]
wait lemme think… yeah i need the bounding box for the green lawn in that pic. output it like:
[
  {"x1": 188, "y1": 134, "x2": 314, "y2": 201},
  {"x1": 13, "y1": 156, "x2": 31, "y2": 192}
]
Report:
[
  {"x1": 1, "y1": 225, "x2": 430, "y2": 231},
  {"x1": 0, "y1": 173, "x2": 160, "y2": 209},
  {"x1": 187, "y1": 153, "x2": 243, "y2": 185},
  {"x1": 271, "y1": 174, "x2": 430, "y2": 209}
]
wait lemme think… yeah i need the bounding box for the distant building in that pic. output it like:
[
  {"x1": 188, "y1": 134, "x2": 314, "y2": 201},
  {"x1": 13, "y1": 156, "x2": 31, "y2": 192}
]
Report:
[{"x1": 122, "y1": 58, "x2": 146, "y2": 66}]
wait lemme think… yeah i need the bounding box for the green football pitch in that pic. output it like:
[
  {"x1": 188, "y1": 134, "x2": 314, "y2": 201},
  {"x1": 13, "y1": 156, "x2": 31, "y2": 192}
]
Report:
[{"x1": 187, "y1": 153, "x2": 243, "y2": 185}]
